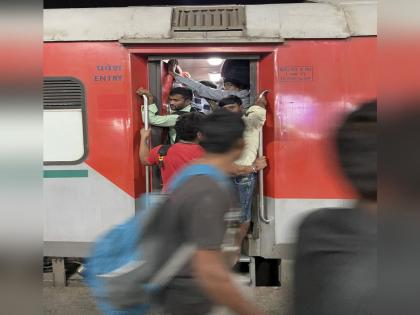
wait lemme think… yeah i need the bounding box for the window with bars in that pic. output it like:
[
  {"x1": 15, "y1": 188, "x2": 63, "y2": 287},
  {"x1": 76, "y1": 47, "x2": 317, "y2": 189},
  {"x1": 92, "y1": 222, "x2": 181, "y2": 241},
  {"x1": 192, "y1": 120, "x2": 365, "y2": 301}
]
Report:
[
  {"x1": 43, "y1": 77, "x2": 88, "y2": 164},
  {"x1": 171, "y1": 6, "x2": 245, "y2": 32}
]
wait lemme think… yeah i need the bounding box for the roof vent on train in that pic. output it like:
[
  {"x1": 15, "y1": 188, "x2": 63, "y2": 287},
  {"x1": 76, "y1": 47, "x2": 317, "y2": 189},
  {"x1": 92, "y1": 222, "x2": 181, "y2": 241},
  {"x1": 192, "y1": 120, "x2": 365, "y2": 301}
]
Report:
[{"x1": 171, "y1": 6, "x2": 245, "y2": 34}]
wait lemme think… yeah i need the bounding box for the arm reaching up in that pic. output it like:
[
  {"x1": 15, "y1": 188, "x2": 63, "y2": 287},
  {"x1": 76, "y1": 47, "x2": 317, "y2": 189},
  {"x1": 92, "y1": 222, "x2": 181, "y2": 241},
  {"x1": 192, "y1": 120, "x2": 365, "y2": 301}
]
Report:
[
  {"x1": 136, "y1": 88, "x2": 154, "y2": 104},
  {"x1": 171, "y1": 72, "x2": 249, "y2": 102},
  {"x1": 255, "y1": 90, "x2": 269, "y2": 109},
  {"x1": 137, "y1": 87, "x2": 179, "y2": 127}
]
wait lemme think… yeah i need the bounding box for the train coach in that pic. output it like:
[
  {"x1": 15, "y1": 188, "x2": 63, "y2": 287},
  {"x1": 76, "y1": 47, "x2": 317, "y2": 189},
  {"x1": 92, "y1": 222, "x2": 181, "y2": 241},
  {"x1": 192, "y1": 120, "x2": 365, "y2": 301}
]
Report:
[{"x1": 43, "y1": 1, "x2": 377, "y2": 285}]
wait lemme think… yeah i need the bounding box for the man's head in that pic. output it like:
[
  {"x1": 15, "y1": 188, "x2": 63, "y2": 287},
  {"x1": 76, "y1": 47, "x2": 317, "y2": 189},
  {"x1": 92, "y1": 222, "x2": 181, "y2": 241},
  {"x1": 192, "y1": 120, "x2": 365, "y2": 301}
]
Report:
[
  {"x1": 218, "y1": 95, "x2": 243, "y2": 113},
  {"x1": 174, "y1": 112, "x2": 204, "y2": 142},
  {"x1": 221, "y1": 59, "x2": 250, "y2": 91},
  {"x1": 169, "y1": 87, "x2": 193, "y2": 111},
  {"x1": 199, "y1": 110, "x2": 245, "y2": 162},
  {"x1": 336, "y1": 100, "x2": 377, "y2": 202}
]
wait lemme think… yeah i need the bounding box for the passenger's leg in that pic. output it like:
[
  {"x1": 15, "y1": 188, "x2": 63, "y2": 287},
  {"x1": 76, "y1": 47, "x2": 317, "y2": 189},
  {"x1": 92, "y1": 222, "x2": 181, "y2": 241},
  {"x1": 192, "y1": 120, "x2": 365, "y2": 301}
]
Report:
[
  {"x1": 233, "y1": 174, "x2": 257, "y2": 246},
  {"x1": 238, "y1": 222, "x2": 250, "y2": 248}
]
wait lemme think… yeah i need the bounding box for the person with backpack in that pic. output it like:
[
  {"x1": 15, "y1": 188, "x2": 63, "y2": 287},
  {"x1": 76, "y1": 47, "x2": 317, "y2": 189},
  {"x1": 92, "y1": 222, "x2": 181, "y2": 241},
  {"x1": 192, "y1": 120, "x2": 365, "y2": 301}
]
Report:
[
  {"x1": 139, "y1": 112, "x2": 204, "y2": 191},
  {"x1": 137, "y1": 86, "x2": 196, "y2": 144},
  {"x1": 85, "y1": 110, "x2": 264, "y2": 315},
  {"x1": 155, "y1": 110, "x2": 264, "y2": 315}
]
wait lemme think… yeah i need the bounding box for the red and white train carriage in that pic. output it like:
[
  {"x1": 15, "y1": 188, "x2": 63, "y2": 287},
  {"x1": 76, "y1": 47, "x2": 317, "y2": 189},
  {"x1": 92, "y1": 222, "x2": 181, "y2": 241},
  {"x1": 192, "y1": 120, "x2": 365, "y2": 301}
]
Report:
[{"x1": 43, "y1": 1, "x2": 377, "y2": 285}]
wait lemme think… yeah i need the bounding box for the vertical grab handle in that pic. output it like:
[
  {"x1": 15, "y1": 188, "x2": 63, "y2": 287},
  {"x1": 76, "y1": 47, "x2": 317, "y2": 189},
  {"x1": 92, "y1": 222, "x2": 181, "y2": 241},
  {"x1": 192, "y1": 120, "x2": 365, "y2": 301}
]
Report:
[
  {"x1": 258, "y1": 129, "x2": 271, "y2": 224},
  {"x1": 142, "y1": 95, "x2": 150, "y2": 194}
]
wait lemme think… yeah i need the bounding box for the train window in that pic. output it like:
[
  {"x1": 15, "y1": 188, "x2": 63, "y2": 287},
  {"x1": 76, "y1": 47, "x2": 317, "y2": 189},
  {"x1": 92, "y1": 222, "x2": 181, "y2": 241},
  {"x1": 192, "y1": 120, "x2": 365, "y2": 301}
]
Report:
[{"x1": 43, "y1": 77, "x2": 88, "y2": 165}]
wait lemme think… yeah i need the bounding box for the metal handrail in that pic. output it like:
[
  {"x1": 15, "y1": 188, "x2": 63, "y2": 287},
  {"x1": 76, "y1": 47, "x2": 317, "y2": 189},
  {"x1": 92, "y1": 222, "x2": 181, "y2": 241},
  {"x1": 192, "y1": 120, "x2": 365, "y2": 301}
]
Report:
[
  {"x1": 258, "y1": 129, "x2": 271, "y2": 224},
  {"x1": 142, "y1": 95, "x2": 150, "y2": 194}
]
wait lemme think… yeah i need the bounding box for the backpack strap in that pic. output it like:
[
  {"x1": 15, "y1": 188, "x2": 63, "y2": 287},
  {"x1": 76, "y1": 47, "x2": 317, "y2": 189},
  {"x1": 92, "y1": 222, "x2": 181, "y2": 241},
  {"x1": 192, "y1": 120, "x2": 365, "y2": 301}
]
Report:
[{"x1": 157, "y1": 144, "x2": 171, "y2": 169}]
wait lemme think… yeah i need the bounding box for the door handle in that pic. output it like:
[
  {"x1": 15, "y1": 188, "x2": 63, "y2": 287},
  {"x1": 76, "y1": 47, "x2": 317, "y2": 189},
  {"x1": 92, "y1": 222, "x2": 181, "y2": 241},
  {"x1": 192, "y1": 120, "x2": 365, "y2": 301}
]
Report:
[
  {"x1": 258, "y1": 130, "x2": 271, "y2": 224},
  {"x1": 142, "y1": 95, "x2": 151, "y2": 194}
]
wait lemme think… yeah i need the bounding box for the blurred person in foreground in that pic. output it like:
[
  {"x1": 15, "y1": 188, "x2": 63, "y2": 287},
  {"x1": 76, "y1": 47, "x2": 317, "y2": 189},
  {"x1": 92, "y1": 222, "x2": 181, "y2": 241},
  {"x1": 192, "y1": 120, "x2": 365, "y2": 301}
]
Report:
[
  {"x1": 380, "y1": 101, "x2": 420, "y2": 315},
  {"x1": 156, "y1": 110, "x2": 264, "y2": 315},
  {"x1": 294, "y1": 101, "x2": 377, "y2": 315}
]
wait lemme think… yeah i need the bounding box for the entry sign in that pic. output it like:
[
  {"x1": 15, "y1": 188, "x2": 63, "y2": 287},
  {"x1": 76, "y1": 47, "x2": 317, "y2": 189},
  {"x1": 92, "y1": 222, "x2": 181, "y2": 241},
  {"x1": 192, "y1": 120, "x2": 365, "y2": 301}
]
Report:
[{"x1": 279, "y1": 66, "x2": 313, "y2": 82}]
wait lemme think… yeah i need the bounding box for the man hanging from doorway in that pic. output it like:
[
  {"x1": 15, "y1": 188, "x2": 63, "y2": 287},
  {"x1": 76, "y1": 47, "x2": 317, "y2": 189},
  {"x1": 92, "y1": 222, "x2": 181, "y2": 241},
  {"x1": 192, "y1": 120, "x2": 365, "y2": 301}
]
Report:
[
  {"x1": 137, "y1": 86, "x2": 196, "y2": 144},
  {"x1": 219, "y1": 93, "x2": 268, "y2": 248}
]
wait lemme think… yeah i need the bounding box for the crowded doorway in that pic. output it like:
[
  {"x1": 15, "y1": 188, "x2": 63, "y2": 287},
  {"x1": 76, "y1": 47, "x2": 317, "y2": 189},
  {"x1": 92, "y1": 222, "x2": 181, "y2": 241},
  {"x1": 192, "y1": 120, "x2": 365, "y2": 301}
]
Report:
[{"x1": 146, "y1": 55, "x2": 259, "y2": 191}]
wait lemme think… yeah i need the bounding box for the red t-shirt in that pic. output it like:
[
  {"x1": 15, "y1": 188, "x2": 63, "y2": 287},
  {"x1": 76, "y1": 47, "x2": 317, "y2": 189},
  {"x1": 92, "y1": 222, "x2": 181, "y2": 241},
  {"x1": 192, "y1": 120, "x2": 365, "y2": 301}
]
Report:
[{"x1": 147, "y1": 143, "x2": 204, "y2": 191}]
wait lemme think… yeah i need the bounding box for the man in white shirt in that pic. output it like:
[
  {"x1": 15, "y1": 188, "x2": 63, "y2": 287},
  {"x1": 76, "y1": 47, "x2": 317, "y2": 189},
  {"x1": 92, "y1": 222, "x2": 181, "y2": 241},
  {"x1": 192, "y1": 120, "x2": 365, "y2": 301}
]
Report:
[{"x1": 219, "y1": 94, "x2": 268, "y2": 245}]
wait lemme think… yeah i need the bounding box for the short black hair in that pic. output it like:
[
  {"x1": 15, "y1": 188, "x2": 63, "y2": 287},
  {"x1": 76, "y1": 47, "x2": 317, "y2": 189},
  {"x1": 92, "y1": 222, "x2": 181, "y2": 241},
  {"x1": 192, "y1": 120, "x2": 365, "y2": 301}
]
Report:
[
  {"x1": 336, "y1": 100, "x2": 377, "y2": 201},
  {"x1": 218, "y1": 95, "x2": 243, "y2": 108},
  {"x1": 199, "y1": 80, "x2": 218, "y2": 89},
  {"x1": 169, "y1": 87, "x2": 193, "y2": 101},
  {"x1": 174, "y1": 112, "x2": 204, "y2": 142},
  {"x1": 199, "y1": 110, "x2": 245, "y2": 154},
  {"x1": 221, "y1": 59, "x2": 250, "y2": 90}
]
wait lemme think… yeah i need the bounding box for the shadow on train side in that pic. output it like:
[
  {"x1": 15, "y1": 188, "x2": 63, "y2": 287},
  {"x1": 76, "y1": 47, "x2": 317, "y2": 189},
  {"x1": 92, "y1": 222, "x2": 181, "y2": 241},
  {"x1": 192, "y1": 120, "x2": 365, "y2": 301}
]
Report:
[{"x1": 44, "y1": 0, "x2": 306, "y2": 9}]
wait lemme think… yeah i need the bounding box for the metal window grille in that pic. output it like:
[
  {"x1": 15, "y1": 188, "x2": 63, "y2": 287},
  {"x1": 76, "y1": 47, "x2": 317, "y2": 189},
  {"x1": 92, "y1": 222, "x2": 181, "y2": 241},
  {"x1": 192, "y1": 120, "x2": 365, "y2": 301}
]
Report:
[
  {"x1": 172, "y1": 6, "x2": 245, "y2": 32},
  {"x1": 43, "y1": 77, "x2": 85, "y2": 109}
]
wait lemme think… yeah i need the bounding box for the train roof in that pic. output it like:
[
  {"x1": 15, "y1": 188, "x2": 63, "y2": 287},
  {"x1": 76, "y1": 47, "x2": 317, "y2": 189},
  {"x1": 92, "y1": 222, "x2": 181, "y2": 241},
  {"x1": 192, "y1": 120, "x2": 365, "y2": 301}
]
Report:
[{"x1": 44, "y1": 1, "x2": 377, "y2": 43}]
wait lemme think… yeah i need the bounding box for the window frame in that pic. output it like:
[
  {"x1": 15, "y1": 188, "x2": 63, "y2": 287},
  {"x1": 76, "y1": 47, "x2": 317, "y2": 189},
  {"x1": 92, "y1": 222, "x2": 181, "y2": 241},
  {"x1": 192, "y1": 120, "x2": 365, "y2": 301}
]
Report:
[{"x1": 43, "y1": 76, "x2": 89, "y2": 166}]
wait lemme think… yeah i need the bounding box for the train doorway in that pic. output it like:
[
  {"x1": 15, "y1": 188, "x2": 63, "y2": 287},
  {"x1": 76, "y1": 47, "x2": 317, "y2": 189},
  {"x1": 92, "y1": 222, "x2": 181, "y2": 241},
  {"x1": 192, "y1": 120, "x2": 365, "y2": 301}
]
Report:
[
  {"x1": 146, "y1": 55, "x2": 259, "y2": 191},
  {"x1": 129, "y1": 45, "x2": 280, "y2": 286}
]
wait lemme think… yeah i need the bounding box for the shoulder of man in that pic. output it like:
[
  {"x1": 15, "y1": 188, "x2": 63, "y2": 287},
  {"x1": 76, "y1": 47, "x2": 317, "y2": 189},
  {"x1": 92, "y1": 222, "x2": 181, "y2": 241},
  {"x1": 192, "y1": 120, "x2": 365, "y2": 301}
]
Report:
[
  {"x1": 172, "y1": 105, "x2": 192, "y2": 115},
  {"x1": 297, "y1": 208, "x2": 376, "y2": 253},
  {"x1": 244, "y1": 105, "x2": 266, "y2": 117}
]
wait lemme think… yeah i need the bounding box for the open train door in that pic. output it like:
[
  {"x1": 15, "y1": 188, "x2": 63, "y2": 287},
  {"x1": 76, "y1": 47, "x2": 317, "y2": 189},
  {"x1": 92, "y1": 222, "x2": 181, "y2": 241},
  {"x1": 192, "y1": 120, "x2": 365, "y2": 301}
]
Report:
[
  {"x1": 126, "y1": 44, "x2": 287, "y2": 288},
  {"x1": 138, "y1": 54, "x2": 263, "y2": 192}
]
